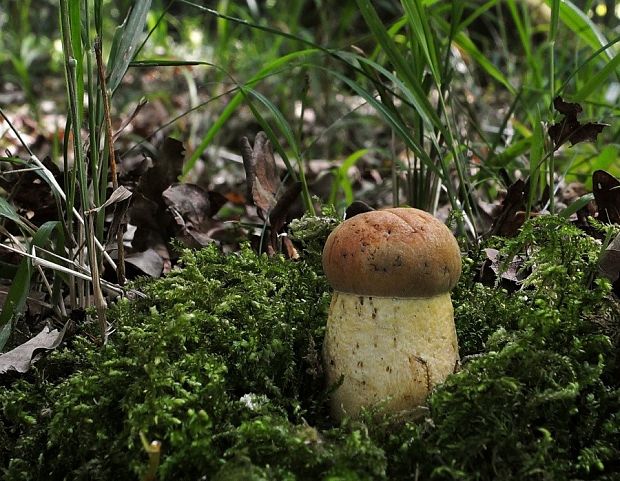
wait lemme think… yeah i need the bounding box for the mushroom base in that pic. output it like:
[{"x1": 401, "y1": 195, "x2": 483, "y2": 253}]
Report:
[{"x1": 323, "y1": 291, "x2": 459, "y2": 420}]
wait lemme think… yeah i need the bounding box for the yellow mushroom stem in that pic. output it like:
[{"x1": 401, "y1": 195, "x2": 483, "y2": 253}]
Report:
[{"x1": 323, "y1": 291, "x2": 459, "y2": 420}]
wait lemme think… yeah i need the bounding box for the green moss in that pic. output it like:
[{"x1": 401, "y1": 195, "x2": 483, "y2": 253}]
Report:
[{"x1": 1, "y1": 216, "x2": 619, "y2": 480}]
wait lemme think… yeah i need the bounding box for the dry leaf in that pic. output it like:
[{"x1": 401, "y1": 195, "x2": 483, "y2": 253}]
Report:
[
  {"x1": 548, "y1": 96, "x2": 607, "y2": 149},
  {"x1": 125, "y1": 248, "x2": 164, "y2": 278},
  {"x1": 241, "y1": 132, "x2": 303, "y2": 254},
  {"x1": 593, "y1": 170, "x2": 620, "y2": 224},
  {"x1": 0, "y1": 324, "x2": 67, "y2": 374},
  {"x1": 488, "y1": 178, "x2": 530, "y2": 237},
  {"x1": 162, "y1": 183, "x2": 227, "y2": 248},
  {"x1": 479, "y1": 248, "x2": 527, "y2": 290},
  {"x1": 241, "y1": 132, "x2": 279, "y2": 219}
]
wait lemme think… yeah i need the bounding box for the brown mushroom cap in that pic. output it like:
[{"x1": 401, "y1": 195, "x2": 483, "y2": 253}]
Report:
[{"x1": 322, "y1": 207, "x2": 461, "y2": 298}]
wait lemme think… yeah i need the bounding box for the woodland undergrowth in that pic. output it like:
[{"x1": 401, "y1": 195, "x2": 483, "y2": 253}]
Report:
[{"x1": 1, "y1": 214, "x2": 619, "y2": 480}]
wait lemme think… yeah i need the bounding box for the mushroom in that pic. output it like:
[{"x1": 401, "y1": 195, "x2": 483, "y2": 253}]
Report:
[{"x1": 322, "y1": 207, "x2": 461, "y2": 420}]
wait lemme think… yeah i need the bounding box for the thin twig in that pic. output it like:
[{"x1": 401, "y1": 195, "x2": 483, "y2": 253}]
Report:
[
  {"x1": 94, "y1": 37, "x2": 125, "y2": 285},
  {"x1": 0, "y1": 243, "x2": 143, "y2": 298}
]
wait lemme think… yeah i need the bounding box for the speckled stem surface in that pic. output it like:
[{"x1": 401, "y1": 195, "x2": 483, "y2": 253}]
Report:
[{"x1": 324, "y1": 291, "x2": 459, "y2": 420}]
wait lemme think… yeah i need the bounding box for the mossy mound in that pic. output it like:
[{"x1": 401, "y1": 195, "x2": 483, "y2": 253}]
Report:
[{"x1": 1, "y1": 216, "x2": 619, "y2": 480}]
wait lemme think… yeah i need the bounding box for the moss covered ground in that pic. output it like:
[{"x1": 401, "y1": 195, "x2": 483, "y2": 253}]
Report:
[{"x1": 1, "y1": 215, "x2": 619, "y2": 480}]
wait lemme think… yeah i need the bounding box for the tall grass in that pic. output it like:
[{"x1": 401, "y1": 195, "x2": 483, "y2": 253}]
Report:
[
  {"x1": 0, "y1": 0, "x2": 151, "y2": 346},
  {"x1": 176, "y1": 0, "x2": 618, "y2": 232}
]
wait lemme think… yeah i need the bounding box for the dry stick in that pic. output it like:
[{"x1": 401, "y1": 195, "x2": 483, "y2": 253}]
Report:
[
  {"x1": 0, "y1": 107, "x2": 117, "y2": 271},
  {"x1": 87, "y1": 213, "x2": 108, "y2": 340},
  {"x1": 94, "y1": 37, "x2": 125, "y2": 286},
  {"x1": 0, "y1": 243, "x2": 136, "y2": 298}
]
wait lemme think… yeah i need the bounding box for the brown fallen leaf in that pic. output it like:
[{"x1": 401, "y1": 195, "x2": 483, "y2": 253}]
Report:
[
  {"x1": 479, "y1": 248, "x2": 528, "y2": 291},
  {"x1": 128, "y1": 138, "x2": 186, "y2": 250},
  {"x1": 593, "y1": 170, "x2": 620, "y2": 224},
  {"x1": 0, "y1": 323, "x2": 68, "y2": 374},
  {"x1": 488, "y1": 178, "x2": 530, "y2": 237},
  {"x1": 548, "y1": 96, "x2": 607, "y2": 149},
  {"x1": 125, "y1": 248, "x2": 164, "y2": 278},
  {"x1": 162, "y1": 183, "x2": 227, "y2": 248},
  {"x1": 240, "y1": 132, "x2": 279, "y2": 220},
  {"x1": 241, "y1": 132, "x2": 302, "y2": 255},
  {"x1": 135, "y1": 138, "x2": 186, "y2": 206}
]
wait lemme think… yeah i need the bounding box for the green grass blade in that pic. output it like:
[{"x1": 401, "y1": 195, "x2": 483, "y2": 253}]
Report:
[
  {"x1": 242, "y1": 88, "x2": 315, "y2": 214},
  {"x1": 0, "y1": 259, "x2": 30, "y2": 351},
  {"x1": 337, "y1": 51, "x2": 440, "y2": 132},
  {"x1": 401, "y1": 0, "x2": 441, "y2": 83},
  {"x1": 325, "y1": 68, "x2": 440, "y2": 178},
  {"x1": 107, "y1": 0, "x2": 152, "y2": 93},
  {"x1": 0, "y1": 221, "x2": 60, "y2": 351},
  {"x1": 0, "y1": 197, "x2": 33, "y2": 235},
  {"x1": 558, "y1": 193, "x2": 595, "y2": 218},
  {"x1": 527, "y1": 119, "x2": 544, "y2": 215},
  {"x1": 550, "y1": 0, "x2": 560, "y2": 41},
  {"x1": 244, "y1": 88, "x2": 300, "y2": 168},
  {"x1": 454, "y1": 32, "x2": 516, "y2": 94},
  {"x1": 182, "y1": 48, "x2": 319, "y2": 177},
  {"x1": 574, "y1": 51, "x2": 620, "y2": 101},
  {"x1": 546, "y1": 0, "x2": 613, "y2": 59},
  {"x1": 354, "y1": 0, "x2": 418, "y2": 93},
  {"x1": 459, "y1": 0, "x2": 500, "y2": 31},
  {"x1": 590, "y1": 145, "x2": 618, "y2": 175},
  {"x1": 68, "y1": 0, "x2": 84, "y2": 124},
  {"x1": 339, "y1": 149, "x2": 370, "y2": 205}
]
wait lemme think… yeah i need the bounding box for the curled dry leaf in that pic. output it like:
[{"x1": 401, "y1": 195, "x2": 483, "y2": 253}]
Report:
[
  {"x1": 241, "y1": 132, "x2": 302, "y2": 255},
  {"x1": 488, "y1": 178, "x2": 530, "y2": 237},
  {"x1": 162, "y1": 183, "x2": 227, "y2": 248},
  {"x1": 0, "y1": 323, "x2": 67, "y2": 374},
  {"x1": 548, "y1": 96, "x2": 607, "y2": 149},
  {"x1": 240, "y1": 132, "x2": 279, "y2": 220}
]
